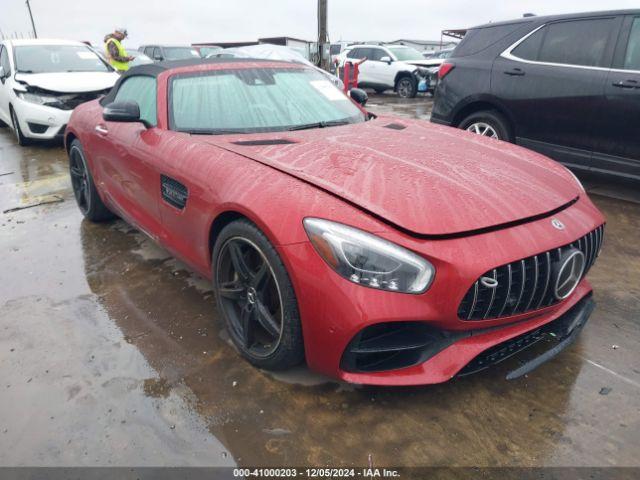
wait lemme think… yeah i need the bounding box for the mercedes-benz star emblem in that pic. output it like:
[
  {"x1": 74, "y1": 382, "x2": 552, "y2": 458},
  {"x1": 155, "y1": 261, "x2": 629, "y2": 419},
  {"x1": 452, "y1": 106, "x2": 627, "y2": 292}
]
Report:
[
  {"x1": 480, "y1": 276, "x2": 499, "y2": 289},
  {"x1": 551, "y1": 218, "x2": 565, "y2": 230},
  {"x1": 553, "y1": 248, "x2": 585, "y2": 300}
]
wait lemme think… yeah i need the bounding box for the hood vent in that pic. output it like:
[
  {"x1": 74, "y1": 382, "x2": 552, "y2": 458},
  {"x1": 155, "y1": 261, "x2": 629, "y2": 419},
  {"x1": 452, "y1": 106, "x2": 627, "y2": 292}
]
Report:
[
  {"x1": 232, "y1": 139, "x2": 296, "y2": 146},
  {"x1": 384, "y1": 123, "x2": 407, "y2": 130}
]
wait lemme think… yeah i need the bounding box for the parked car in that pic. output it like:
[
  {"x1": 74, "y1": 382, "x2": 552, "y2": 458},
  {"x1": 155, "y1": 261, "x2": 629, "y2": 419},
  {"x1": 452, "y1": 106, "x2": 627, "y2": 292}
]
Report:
[
  {"x1": 431, "y1": 9, "x2": 640, "y2": 181},
  {"x1": 65, "y1": 58, "x2": 604, "y2": 385},
  {"x1": 138, "y1": 45, "x2": 200, "y2": 62},
  {"x1": 421, "y1": 47, "x2": 455, "y2": 66},
  {"x1": 208, "y1": 44, "x2": 344, "y2": 90},
  {"x1": 196, "y1": 45, "x2": 223, "y2": 58},
  {"x1": 0, "y1": 39, "x2": 119, "y2": 145},
  {"x1": 336, "y1": 44, "x2": 435, "y2": 97},
  {"x1": 128, "y1": 50, "x2": 154, "y2": 67}
]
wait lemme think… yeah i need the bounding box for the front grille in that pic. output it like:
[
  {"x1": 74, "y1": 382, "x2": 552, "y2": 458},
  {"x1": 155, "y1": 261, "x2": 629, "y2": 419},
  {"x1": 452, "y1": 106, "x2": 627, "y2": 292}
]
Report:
[{"x1": 458, "y1": 224, "x2": 604, "y2": 321}]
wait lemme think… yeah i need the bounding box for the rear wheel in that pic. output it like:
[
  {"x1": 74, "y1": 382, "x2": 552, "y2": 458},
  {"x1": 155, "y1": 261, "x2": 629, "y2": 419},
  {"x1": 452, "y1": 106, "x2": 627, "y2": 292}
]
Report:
[
  {"x1": 69, "y1": 139, "x2": 115, "y2": 222},
  {"x1": 395, "y1": 76, "x2": 417, "y2": 98},
  {"x1": 10, "y1": 108, "x2": 30, "y2": 146},
  {"x1": 212, "y1": 219, "x2": 304, "y2": 370},
  {"x1": 459, "y1": 110, "x2": 512, "y2": 142}
]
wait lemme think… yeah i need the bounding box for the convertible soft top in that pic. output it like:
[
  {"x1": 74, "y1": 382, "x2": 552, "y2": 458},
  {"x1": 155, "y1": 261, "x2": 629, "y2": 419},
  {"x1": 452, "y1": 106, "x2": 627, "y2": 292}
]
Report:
[{"x1": 101, "y1": 58, "x2": 285, "y2": 105}]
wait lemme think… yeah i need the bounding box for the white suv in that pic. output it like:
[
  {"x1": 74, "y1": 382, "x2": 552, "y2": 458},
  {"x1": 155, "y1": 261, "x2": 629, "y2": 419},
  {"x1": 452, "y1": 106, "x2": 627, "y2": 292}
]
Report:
[
  {"x1": 0, "y1": 39, "x2": 119, "y2": 145},
  {"x1": 337, "y1": 44, "x2": 434, "y2": 98}
]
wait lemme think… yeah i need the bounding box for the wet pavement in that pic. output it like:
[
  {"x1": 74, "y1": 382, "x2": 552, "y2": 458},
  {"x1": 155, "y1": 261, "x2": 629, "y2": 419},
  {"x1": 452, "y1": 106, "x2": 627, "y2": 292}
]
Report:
[{"x1": 1, "y1": 93, "x2": 639, "y2": 468}]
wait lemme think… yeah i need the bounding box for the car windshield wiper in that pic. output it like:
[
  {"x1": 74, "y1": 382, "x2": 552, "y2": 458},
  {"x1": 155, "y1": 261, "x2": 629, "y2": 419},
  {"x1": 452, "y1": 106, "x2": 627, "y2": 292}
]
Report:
[
  {"x1": 286, "y1": 120, "x2": 351, "y2": 131},
  {"x1": 16, "y1": 69, "x2": 35, "y2": 74}
]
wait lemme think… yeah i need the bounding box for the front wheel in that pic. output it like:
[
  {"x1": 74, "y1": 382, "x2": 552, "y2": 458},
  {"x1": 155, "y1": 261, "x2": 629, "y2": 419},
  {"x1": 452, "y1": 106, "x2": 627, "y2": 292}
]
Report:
[
  {"x1": 459, "y1": 110, "x2": 512, "y2": 142},
  {"x1": 212, "y1": 219, "x2": 304, "y2": 370},
  {"x1": 395, "y1": 76, "x2": 417, "y2": 98},
  {"x1": 68, "y1": 139, "x2": 115, "y2": 222},
  {"x1": 10, "y1": 108, "x2": 30, "y2": 146}
]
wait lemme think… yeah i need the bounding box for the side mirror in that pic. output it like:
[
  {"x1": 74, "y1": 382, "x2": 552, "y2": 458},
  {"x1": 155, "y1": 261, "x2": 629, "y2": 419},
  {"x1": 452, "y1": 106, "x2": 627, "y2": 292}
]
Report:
[
  {"x1": 349, "y1": 88, "x2": 368, "y2": 107},
  {"x1": 103, "y1": 101, "x2": 145, "y2": 125},
  {"x1": 380, "y1": 56, "x2": 392, "y2": 64},
  {"x1": 0, "y1": 66, "x2": 6, "y2": 83},
  {"x1": 154, "y1": 55, "x2": 163, "y2": 62}
]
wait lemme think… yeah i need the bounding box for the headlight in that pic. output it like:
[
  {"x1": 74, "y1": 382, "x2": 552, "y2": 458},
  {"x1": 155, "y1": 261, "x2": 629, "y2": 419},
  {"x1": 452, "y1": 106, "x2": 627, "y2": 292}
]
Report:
[
  {"x1": 17, "y1": 91, "x2": 63, "y2": 108},
  {"x1": 303, "y1": 218, "x2": 435, "y2": 293}
]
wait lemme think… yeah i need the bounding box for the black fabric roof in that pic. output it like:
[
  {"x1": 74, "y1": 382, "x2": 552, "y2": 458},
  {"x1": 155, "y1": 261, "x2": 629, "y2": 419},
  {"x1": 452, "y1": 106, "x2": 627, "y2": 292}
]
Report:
[{"x1": 101, "y1": 57, "x2": 282, "y2": 105}]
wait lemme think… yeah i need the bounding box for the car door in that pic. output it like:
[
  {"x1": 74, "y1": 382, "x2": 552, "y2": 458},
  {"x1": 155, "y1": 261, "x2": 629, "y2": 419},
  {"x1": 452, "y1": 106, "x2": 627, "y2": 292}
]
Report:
[
  {"x1": 348, "y1": 48, "x2": 374, "y2": 86},
  {"x1": 491, "y1": 16, "x2": 621, "y2": 171},
  {"x1": 590, "y1": 15, "x2": 640, "y2": 179},
  {"x1": 95, "y1": 75, "x2": 163, "y2": 236},
  {"x1": 0, "y1": 45, "x2": 12, "y2": 125},
  {"x1": 367, "y1": 47, "x2": 393, "y2": 87}
]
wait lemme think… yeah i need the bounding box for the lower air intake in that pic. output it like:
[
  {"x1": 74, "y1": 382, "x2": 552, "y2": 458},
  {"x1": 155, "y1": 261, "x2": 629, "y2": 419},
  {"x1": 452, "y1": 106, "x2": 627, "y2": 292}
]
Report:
[{"x1": 340, "y1": 322, "x2": 461, "y2": 373}]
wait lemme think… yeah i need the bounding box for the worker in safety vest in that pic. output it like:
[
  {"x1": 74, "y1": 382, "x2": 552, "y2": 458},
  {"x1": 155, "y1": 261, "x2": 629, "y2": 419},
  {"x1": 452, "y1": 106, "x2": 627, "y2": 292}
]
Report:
[{"x1": 103, "y1": 27, "x2": 133, "y2": 72}]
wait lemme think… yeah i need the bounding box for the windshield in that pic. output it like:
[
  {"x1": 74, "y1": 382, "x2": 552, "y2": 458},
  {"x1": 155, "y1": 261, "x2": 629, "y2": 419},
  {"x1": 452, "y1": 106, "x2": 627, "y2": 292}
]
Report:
[
  {"x1": 388, "y1": 47, "x2": 424, "y2": 61},
  {"x1": 170, "y1": 67, "x2": 366, "y2": 134},
  {"x1": 14, "y1": 45, "x2": 110, "y2": 73},
  {"x1": 164, "y1": 47, "x2": 200, "y2": 60}
]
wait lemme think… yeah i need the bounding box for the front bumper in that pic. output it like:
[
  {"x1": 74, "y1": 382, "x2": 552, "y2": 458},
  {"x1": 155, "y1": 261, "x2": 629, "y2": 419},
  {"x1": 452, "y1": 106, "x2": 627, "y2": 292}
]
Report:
[
  {"x1": 281, "y1": 194, "x2": 604, "y2": 386},
  {"x1": 13, "y1": 98, "x2": 72, "y2": 140}
]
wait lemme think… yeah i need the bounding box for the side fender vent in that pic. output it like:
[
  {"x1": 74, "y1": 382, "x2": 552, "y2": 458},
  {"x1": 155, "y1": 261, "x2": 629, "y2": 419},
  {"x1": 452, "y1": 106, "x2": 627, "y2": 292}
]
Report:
[
  {"x1": 161, "y1": 175, "x2": 188, "y2": 210},
  {"x1": 232, "y1": 139, "x2": 296, "y2": 146}
]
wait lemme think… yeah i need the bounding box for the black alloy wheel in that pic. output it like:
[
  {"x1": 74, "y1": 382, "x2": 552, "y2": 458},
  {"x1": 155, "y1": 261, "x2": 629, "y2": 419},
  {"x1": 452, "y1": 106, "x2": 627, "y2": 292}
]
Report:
[
  {"x1": 213, "y1": 220, "x2": 304, "y2": 370},
  {"x1": 68, "y1": 139, "x2": 115, "y2": 222},
  {"x1": 217, "y1": 237, "x2": 284, "y2": 357},
  {"x1": 69, "y1": 145, "x2": 91, "y2": 215}
]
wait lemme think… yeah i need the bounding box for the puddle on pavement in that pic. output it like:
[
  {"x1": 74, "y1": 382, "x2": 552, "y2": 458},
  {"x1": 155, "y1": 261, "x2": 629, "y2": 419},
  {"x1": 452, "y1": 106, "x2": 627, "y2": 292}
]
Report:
[{"x1": 1, "y1": 112, "x2": 639, "y2": 467}]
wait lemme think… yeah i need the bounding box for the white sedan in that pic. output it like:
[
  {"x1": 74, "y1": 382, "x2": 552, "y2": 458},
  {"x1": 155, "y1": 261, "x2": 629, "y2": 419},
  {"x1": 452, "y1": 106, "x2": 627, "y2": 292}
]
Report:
[{"x1": 0, "y1": 39, "x2": 119, "y2": 145}]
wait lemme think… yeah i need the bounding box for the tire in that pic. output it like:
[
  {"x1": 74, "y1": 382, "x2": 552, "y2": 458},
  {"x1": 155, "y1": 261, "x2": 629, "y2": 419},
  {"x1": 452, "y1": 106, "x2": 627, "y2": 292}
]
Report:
[
  {"x1": 459, "y1": 110, "x2": 512, "y2": 142},
  {"x1": 212, "y1": 219, "x2": 304, "y2": 371},
  {"x1": 68, "y1": 139, "x2": 115, "y2": 222},
  {"x1": 10, "y1": 108, "x2": 31, "y2": 146},
  {"x1": 395, "y1": 75, "x2": 417, "y2": 98}
]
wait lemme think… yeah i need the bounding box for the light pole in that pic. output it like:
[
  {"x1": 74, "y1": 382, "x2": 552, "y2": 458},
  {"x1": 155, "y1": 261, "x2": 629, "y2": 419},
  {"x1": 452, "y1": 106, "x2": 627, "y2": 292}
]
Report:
[
  {"x1": 25, "y1": 0, "x2": 37, "y2": 38},
  {"x1": 317, "y1": 0, "x2": 329, "y2": 70}
]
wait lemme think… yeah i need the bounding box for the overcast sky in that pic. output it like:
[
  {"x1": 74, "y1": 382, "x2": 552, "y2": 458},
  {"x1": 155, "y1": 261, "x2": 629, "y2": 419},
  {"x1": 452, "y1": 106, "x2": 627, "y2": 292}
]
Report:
[{"x1": 2, "y1": 0, "x2": 638, "y2": 47}]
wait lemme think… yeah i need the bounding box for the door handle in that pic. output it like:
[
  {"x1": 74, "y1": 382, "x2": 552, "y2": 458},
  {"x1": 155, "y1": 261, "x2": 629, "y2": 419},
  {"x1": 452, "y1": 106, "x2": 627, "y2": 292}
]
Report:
[
  {"x1": 94, "y1": 124, "x2": 108, "y2": 135},
  {"x1": 612, "y1": 79, "x2": 638, "y2": 89},
  {"x1": 504, "y1": 68, "x2": 525, "y2": 76}
]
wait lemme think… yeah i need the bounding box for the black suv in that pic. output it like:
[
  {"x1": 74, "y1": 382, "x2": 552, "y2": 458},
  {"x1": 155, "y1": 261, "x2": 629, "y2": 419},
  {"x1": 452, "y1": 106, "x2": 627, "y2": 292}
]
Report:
[{"x1": 431, "y1": 10, "x2": 640, "y2": 181}]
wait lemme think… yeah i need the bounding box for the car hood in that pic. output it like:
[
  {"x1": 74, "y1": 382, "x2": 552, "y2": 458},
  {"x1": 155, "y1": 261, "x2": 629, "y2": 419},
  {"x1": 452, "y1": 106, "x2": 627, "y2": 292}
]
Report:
[
  {"x1": 204, "y1": 118, "x2": 579, "y2": 237},
  {"x1": 14, "y1": 71, "x2": 119, "y2": 93},
  {"x1": 405, "y1": 60, "x2": 439, "y2": 68},
  {"x1": 411, "y1": 59, "x2": 443, "y2": 68}
]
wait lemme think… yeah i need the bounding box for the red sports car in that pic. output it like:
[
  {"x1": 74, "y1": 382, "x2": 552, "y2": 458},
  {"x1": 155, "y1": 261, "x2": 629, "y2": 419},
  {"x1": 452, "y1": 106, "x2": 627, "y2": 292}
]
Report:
[{"x1": 65, "y1": 59, "x2": 605, "y2": 386}]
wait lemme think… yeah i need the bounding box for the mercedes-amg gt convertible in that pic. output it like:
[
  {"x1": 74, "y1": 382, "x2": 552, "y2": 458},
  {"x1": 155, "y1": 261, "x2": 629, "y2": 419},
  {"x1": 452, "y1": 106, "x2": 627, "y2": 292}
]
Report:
[{"x1": 65, "y1": 59, "x2": 605, "y2": 385}]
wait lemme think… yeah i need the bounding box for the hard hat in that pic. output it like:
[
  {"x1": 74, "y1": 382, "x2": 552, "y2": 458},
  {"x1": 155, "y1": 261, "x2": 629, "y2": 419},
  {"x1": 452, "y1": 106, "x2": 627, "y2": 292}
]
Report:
[{"x1": 115, "y1": 27, "x2": 128, "y2": 37}]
